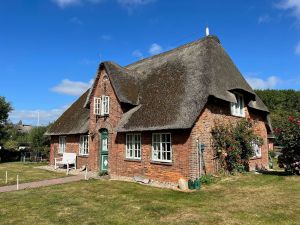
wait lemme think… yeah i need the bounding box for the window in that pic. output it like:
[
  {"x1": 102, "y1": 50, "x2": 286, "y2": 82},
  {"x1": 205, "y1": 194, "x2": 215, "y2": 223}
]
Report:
[
  {"x1": 102, "y1": 132, "x2": 108, "y2": 152},
  {"x1": 94, "y1": 97, "x2": 101, "y2": 115},
  {"x1": 58, "y1": 136, "x2": 66, "y2": 154},
  {"x1": 94, "y1": 96, "x2": 110, "y2": 116},
  {"x1": 101, "y1": 95, "x2": 110, "y2": 115},
  {"x1": 79, "y1": 135, "x2": 89, "y2": 155},
  {"x1": 252, "y1": 142, "x2": 261, "y2": 158},
  {"x1": 152, "y1": 133, "x2": 172, "y2": 162},
  {"x1": 231, "y1": 93, "x2": 245, "y2": 117},
  {"x1": 126, "y1": 133, "x2": 141, "y2": 160}
]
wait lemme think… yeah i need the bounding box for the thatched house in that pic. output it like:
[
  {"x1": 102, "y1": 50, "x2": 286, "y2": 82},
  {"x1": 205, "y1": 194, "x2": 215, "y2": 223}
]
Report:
[{"x1": 46, "y1": 35, "x2": 273, "y2": 186}]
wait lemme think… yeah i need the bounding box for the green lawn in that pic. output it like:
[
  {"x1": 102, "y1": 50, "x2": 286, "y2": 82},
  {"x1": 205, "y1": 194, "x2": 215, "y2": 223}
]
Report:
[
  {"x1": 0, "y1": 172, "x2": 299, "y2": 225},
  {"x1": 0, "y1": 162, "x2": 68, "y2": 186}
]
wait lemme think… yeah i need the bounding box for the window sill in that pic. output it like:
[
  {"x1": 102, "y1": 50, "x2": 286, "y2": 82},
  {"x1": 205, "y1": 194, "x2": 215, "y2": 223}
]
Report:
[
  {"x1": 150, "y1": 161, "x2": 173, "y2": 166},
  {"x1": 78, "y1": 154, "x2": 89, "y2": 158},
  {"x1": 95, "y1": 114, "x2": 109, "y2": 118},
  {"x1": 250, "y1": 156, "x2": 262, "y2": 160},
  {"x1": 124, "y1": 158, "x2": 141, "y2": 162},
  {"x1": 230, "y1": 114, "x2": 245, "y2": 118}
]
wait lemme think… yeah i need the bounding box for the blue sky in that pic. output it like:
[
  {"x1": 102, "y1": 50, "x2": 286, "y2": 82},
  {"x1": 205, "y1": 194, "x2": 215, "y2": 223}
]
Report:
[{"x1": 0, "y1": 0, "x2": 299, "y2": 125}]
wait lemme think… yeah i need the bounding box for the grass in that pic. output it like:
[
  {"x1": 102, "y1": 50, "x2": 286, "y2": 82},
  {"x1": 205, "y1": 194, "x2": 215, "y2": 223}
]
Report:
[
  {"x1": 0, "y1": 162, "x2": 68, "y2": 186},
  {"x1": 0, "y1": 171, "x2": 299, "y2": 225}
]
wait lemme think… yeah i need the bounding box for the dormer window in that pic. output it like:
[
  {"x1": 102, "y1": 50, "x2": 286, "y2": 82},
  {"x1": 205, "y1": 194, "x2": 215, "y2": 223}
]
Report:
[
  {"x1": 94, "y1": 96, "x2": 110, "y2": 116},
  {"x1": 230, "y1": 93, "x2": 245, "y2": 117}
]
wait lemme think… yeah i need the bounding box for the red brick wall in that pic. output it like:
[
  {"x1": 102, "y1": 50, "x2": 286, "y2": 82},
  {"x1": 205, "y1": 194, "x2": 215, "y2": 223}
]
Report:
[
  {"x1": 49, "y1": 135, "x2": 89, "y2": 169},
  {"x1": 189, "y1": 98, "x2": 269, "y2": 179},
  {"x1": 110, "y1": 130, "x2": 191, "y2": 184}
]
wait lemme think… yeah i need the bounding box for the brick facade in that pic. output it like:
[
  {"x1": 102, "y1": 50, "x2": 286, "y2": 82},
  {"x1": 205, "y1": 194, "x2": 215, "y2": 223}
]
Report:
[
  {"x1": 50, "y1": 68, "x2": 270, "y2": 185},
  {"x1": 189, "y1": 98, "x2": 269, "y2": 180}
]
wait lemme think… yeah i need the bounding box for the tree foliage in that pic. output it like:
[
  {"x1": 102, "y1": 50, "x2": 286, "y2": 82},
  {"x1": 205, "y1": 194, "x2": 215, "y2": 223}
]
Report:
[
  {"x1": 255, "y1": 89, "x2": 300, "y2": 129},
  {"x1": 276, "y1": 116, "x2": 300, "y2": 175},
  {"x1": 255, "y1": 89, "x2": 300, "y2": 174},
  {"x1": 28, "y1": 126, "x2": 50, "y2": 153},
  {"x1": 0, "y1": 96, "x2": 12, "y2": 142},
  {"x1": 0, "y1": 96, "x2": 12, "y2": 124}
]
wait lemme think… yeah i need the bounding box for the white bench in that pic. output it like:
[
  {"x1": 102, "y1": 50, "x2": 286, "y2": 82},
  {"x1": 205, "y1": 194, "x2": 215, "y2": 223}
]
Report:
[{"x1": 55, "y1": 153, "x2": 77, "y2": 174}]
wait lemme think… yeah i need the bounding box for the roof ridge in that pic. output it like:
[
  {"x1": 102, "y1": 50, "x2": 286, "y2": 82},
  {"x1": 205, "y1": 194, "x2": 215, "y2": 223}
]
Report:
[{"x1": 125, "y1": 35, "x2": 220, "y2": 69}]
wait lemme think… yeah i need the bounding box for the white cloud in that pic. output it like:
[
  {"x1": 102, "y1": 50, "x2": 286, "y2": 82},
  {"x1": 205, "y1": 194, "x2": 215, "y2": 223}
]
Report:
[
  {"x1": 52, "y1": 0, "x2": 103, "y2": 8},
  {"x1": 132, "y1": 49, "x2": 144, "y2": 59},
  {"x1": 276, "y1": 0, "x2": 300, "y2": 20},
  {"x1": 295, "y1": 42, "x2": 300, "y2": 54},
  {"x1": 246, "y1": 76, "x2": 280, "y2": 89},
  {"x1": 51, "y1": 79, "x2": 93, "y2": 96},
  {"x1": 9, "y1": 106, "x2": 68, "y2": 126},
  {"x1": 258, "y1": 14, "x2": 271, "y2": 24},
  {"x1": 149, "y1": 43, "x2": 163, "y2": 55}
]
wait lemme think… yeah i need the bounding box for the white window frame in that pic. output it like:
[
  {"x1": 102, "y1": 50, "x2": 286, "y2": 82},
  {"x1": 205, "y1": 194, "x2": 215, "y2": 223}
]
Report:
[
  {"x1": 252, "y1": 142, "x2": 262, "y2": 158},
  {"x1": 230, "y1": 93, "x2": 245, "y2": 117},
  {"x1": 79, "y1": 135, "x2": 89, "y2": 156},
  {"x1": 126, "y1": 133, "x2": 141, "y2": 160},
  {"x1": 152, "y1": 133, "x2": 172, "y2": 163},
  {"x1": 94, "y1": 96, "x2": 109, "y2": 116},
  {"x1": 94, "y1": 97, "x2": 101, "y2": 115},
  {"x1": 58, "y1": 136, "x2": 66, "y2": 154},
  {"x1": 101, "y1": 95, "x2": 110, "y2": 116}
]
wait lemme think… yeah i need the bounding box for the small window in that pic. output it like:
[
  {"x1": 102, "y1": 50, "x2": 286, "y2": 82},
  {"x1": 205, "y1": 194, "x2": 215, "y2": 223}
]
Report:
[
  {"x1": 101, "y1": 95, "x2": 110, "y2": 115},
  {"x1": 231, "y1": 93, "x2": 245, "y2": 117},
  {"x1": 58, "y1": 136, "x2": 66, "y2": 154},
  {"x1": 79, "y1": 135, "x2": 89, "y2": 155},
  {"x1": 94, "y1": 97, "x2": 101, "y2": 115},
  {"x1": 152, "y1": 133, "x2": 172, "y2": 162},
  {"x1": 126, "y1": 133, "x2": 141, "y2": 160},
  {"x1": 252, "y1": 142, "x2": 261, "y2": 158},
  {"x1": 94, "y1": 96, "x2": 109, "y2": 116}
]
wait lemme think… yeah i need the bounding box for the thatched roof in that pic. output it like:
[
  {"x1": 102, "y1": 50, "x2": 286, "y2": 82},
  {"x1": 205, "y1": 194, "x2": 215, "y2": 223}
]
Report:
[
  {"x1": 115, "y1": 35, "x2": 269, "y2": 132},
  {"x1": 85, "y1": 62, "x2": 140, "y2": 108},
  {"x1": 48, "y1": 35, "x2": 270, "y2": 134},
  {"x1": 45, "y1": 90, "x2": 90, "y2": 135}
]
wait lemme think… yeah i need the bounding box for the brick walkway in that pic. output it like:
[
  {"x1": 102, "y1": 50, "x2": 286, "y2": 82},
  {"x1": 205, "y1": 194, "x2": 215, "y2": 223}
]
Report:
[{"x1": 0, "y1": 175, "x2": 84, "y2": 193}]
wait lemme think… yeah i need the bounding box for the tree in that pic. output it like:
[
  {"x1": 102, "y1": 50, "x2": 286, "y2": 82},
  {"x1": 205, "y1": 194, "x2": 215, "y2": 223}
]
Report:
[
  {"x1": 255, "y1": 90, "x2": 300, "y2": 122},
  {"x1": 0, "y1": 96, "x2": 12, "y2": 124},
  {"x1": 28, "y1": 126, "x2": 50, "y2": 153},
  {"x1": 276, "y1": 116, "x2": 300, "y2": 175},
  {"x1": 0, "y1": 96, "x2": 12, "y2": 142},
  {"x1": 255, "y1": 89, "x2": 300, "y2": 145}
]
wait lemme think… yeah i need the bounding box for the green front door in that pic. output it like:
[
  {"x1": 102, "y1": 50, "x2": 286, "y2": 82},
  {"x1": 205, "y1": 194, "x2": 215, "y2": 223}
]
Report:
[{"x1": 100, "y1": 130, "x2": 108, "y2": 172}]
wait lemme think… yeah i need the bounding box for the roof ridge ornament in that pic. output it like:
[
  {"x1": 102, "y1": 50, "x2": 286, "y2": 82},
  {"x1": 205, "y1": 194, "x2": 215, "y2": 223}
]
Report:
[{"x1": 205, "y1": 26, "x2": 210, "y2": 37}]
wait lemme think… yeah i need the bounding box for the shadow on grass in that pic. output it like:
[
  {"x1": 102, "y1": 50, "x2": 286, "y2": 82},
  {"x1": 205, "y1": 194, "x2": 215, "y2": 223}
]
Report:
[{"x1": 258, "y1": 170, "x2": 293, "y2": 176}]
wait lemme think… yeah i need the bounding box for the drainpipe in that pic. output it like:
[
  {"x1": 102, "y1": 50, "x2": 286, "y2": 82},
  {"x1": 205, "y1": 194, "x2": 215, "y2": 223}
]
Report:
[{"x1": 196, "y1": 139, "x2": 201, "y2": 178}]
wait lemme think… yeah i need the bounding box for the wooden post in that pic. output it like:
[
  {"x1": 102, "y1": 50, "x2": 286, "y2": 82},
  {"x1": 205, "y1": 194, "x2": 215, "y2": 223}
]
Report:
[
  {"x1": 66, "y1": 163, "x2": 69, "y2": 175},
  {"x1": 5, "y1": 171, "x2": 8, "y2": 184},
  {"x1": 85, "y1": 168, "x2": 88, "y2": 180},
  {"x1": 17, "y1": 175, "x2": 19, "y2": 190}
]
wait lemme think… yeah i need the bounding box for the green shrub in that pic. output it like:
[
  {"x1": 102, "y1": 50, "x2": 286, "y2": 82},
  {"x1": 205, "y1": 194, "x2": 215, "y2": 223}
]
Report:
[{"x1": 200, "y1": 174, "x2": 214, "y2": 185}]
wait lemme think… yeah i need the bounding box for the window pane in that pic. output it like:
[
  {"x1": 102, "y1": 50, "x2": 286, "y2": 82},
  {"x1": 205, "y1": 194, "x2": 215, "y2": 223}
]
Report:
[{"x1": 126, "y1": 134, "x2": 141, "y2": 159}]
